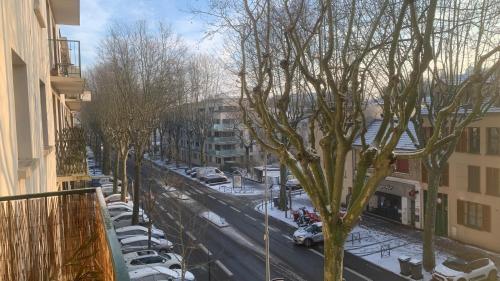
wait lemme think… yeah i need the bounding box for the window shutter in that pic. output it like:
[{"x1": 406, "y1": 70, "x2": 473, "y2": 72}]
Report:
[
  {"x1": 457, "y1": 200, "x2": 464, "y2": 225},
  {"x1": 483, "y1": 205, "x2": 491, "y2": 232},
  {"x1": 422, "y1": 162, "x2": 428, "y2": 183}
]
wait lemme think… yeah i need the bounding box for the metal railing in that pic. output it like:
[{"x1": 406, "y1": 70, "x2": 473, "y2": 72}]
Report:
[
  {"x1": 208, "y1": 136, "x2": 240, "y2": 143},
  {"x1": 49, "y1": 39, "x2": 81, "y2": 78},
  {"x1": 0, "y1": 188, "x2": 130, "y2": 281},
  {"x1": 56, "y1": 127, "x2": 87, "y2": 177}
]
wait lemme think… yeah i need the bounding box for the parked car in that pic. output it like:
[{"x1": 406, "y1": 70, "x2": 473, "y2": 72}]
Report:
[
  {"x1": 285, "y1": 175, "x2": 302, "y2": 190},
  {"x1": 108, "y1": 205, "x2": 144, "y2": 218},
  {"x1": 432, "y1": 255, "x2": 497, "y2": 281},
  {"x1": 190, "y1": 167, "x2": 202, "y2": 178},
  {"x1": 128, "y1": 265, "x2": 195, "y2": 281},
  {"x1": 204, "y1": 174, "x2": 229, "y2": 184},
  {"x1": 124, "y1": 250, "x2": 183, "y2": 270},
  {"x1": 105, "y1": 193, "x2": 129, "y2": 204},
  {"x1": 107, "y1": 201, "x2": 133, "y2": 208},
  {"x1": 112, "y1": 212, "x2": 149, "y2": 229},
  {"x1": 197, "y1": 167, "x2": 224, "y2": 181},
  {"x1": 292, "y1": 222, "x2": 323, "y2": 247},
  {"x1": 120, "y1": 235, "x2": 173, "y2": 254},
  {"x1": 115, "y1": 225, "x2": 166, "y2": 240}
]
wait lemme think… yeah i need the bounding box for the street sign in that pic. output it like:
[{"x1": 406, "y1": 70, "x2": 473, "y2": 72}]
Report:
[{"x1": 233, "y1": 175, "x2": 242, "y2": 189}]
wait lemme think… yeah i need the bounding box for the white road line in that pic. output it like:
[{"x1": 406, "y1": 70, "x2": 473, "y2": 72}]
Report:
[
  {"x1": 185, "y1": 190, "x2": 192, "y2": 195},
  {"x1": 166, "y1": 212, "x2": 174, "y2": 220},
  {"x1": 215, "y1": 260, "x2": 234, "y2": 277},
  {"x1": 208, "y1": 195, "x2": 216, "y2": 200},
  {"x1": 282, "y1": 234, "x2": 293, "y2": 241},
  {"x1": 260, "y1": 222, "x2": 279, "y2": 232},
  {"x1": 217, "y1": 200, "x2": 227, "y2": 205},
  {"x1": 198, "y1": 243, "x2": 211, "y2": 255},
  {"x1": 345, "y1": 266, "x2": 373, "y2": 281},
  {"x1": 158, "y1": 205, "x2": 165, "y2": 211},
  {"x1": 309, "y1": 248, "x2": 324, "y2": 257},
  {"x1": 230, "y1": 206, "x2": 241, "y2": 213},
  {"x1": 245, "y1": 214, "x2": 257, "y2": 221},
  {"x1": 186, "y1": 231, "x2": 197, "y2": 241},
  {"x1": 191, "y1": 189, "x2": 201, "y2": 194}
]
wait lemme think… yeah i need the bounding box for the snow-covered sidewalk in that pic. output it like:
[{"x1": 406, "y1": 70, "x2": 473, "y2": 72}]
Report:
[{"x1": 255, "y1": 193, "x2": 500, "y2": 281}]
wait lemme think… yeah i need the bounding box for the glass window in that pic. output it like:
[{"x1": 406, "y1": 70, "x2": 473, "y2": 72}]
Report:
[
  {"x1": 468, "y1": 127, "x2": 480, "y2": 154},
  {"x1": 464, "y1": 202, "x2": 483, "y2": 229},
  {"x1": 487, "y1": 128, "x2": 500, "y2": 155},
  {"x1": 468, "y1": 166, "x2": 480, "y2": 193}
]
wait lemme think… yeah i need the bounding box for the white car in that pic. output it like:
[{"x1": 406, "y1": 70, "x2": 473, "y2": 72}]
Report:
[
  {"x1": 196, "y1": 167, "x2": 224, "y2": 181},
  {"x1": 105, "y1": 193, "x2": 129, "y2": 204},
  {"x1": 292, "y1": 222, "x2": 324, "y2": 247},
  {"x1": 115, "y1": 225, "x2": 166, "y2": 240},
  {"x1": 108, "y1": 205, "x2": 144, "y2": 218},
  {"x1": 432, "y1": 256, "x2": 497, "y2": 281},
  {"x1": 112, "y1": 211, "x2": 149, "y2": 228},
  {"x1": 124, "y1": 250, "x2": 183, "y2": 270},
  {"x1": 120, "y1": 235, "x2": 173, "y2": 254},
  {"x1": 129, "y1": 265, "x2": 195, "y2": 281}
]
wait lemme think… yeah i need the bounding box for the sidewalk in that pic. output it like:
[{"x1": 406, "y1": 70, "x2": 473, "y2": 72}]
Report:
[{"x1": 256, "y1": 192, "x2": 500, "y2": 280}]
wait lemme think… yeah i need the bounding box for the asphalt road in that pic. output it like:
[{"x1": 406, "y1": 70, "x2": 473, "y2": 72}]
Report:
[{"x1": 127, "y1": 160, "x2": 406, "y2": 281}]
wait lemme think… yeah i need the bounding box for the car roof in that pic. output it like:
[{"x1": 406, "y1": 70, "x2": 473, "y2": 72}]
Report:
[
  {"x1": 112, "y1": 211, "x2": 133, "y2": 219},
  {"x1": 108, "y1": 204, "x2": 132, "y2": 209},
  {"x1": 121, "y1": 235, "x2": 161, "y2": 244},
  {"x1": 128, "y1": 266, "x2": 179, "y2": 279},
  {"x1": 115, "y1": 225, "x2": 147, "y2": 232},
  {"x1": 124, "y1": 252, "x2": 160, "y2": 261},
  {"x1": 455, "y1": 252, "x2": 488, "y2": 262}
]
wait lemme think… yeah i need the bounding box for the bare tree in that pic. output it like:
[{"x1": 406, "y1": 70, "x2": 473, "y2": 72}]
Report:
[
  {"x1": 406, "y1": 0, "x2": 500, "y2": 270},
  {"x1": 201, "y1": 0, "x2": 458, "y2": 279}
]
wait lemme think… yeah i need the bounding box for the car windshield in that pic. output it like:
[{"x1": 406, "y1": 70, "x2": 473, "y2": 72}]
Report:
[
  {"x1": 443, "y1": 257, "x2": 467, "y2": 272},
  {"x1": 305, "y1": 225, "x2": 319, "y2": 233}
]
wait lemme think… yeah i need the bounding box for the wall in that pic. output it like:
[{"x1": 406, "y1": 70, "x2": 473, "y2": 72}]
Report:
[{"x1": 0, "y1": 0, "x2": 57, "y2": 196}]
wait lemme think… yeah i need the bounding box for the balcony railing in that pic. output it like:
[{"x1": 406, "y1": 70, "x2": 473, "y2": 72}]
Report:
[
  {"x1": 56, "y1": 127, "x2": 87, "y2": 177},
  {"x1": 49, "y1": 39, "x2": 81, "y2": 78},
  {"x1": 208, "y1": 136, "x2": 240, "y2": 144},
  {"x1": 0, "y1": 188, "x2": 130, "y2": 281},
  {"x1": 212, "y1": 124, "x2": 235, "y2": 131}
]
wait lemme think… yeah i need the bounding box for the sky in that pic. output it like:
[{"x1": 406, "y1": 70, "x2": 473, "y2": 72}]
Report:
[{"x1": 61, "y1": 0, "x2": 223, "y2": 69}]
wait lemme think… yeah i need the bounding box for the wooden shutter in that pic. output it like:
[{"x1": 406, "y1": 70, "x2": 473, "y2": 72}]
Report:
[
  {"x1": 422, "y1": 162, "x2": 428, "y2": 183},
  {"x1": 456, "y1": 129, "x2": 468, "y2": 152},
  {"x1": 440, "y1": 163, "x2": 449, "y2": 186},
  {"x1": 486, "y1": 167, "x2": 499, "y2": 196},
  {"x1": 457, "y1": 200, "x2": 464, "y2": 225},
  {"x1": 482, "y1": 205, "x2": 491, "y2": 232}
]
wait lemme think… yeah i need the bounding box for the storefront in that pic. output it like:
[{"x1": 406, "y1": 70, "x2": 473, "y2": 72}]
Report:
[{"x1": 367, "y1": 179, "x2": 417, "y2": 226}]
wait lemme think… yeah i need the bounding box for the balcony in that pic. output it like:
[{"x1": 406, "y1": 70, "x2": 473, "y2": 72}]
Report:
[
  {"x1": 56, "y1": 127, "x2": 89, "y2": 182},
  {"x1": 209, "y1": 149, "x2": 243, "y2": 157},
  {"x1": 208, "y1": 136, "x2": 240, "y2": 144},
  {"x1": 212, "y1": 124, "x2": 235, "y2": 131},
  {"x1": 0, "y1": 188, "x2": 130, "y2": 281}
]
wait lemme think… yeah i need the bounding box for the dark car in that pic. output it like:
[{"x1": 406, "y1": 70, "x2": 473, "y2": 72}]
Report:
[{"x1": 205, "y1": 174, "x2": 229, "y2": 184}]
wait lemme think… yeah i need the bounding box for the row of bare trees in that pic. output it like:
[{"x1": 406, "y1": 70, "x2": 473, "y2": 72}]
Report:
[{"x1": 199, "y1": 0, "x2": 499, "y2": 280}]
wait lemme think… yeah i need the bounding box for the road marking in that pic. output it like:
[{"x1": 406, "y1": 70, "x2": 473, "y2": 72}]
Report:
[
  {"x1": 282, "y1": 234, "x2": 293, "y2": 241},
  {"x1": 186, "y1": 231, "x2": 197, "y2": 241},
  {"x1": 198, "y1": 243, "x2": 211, "y2": 255},
  {"x1": 158, "y1": 205, "x2": 165, "y2": 211},
  {"x1": 309, "y1": 248, "x2": 324, "y2": 257},
  {"x1": 208, "y1": 195, "x2": 216, "y2": 200},
  {"x1": 166, "y1": 212, "x2": 174, "y2": 220},
  {"x1": 215, "y1": 260, "x2": 234, "y2": 277},
  {"x1": 190, "y1": 189, "x2": 201, "y2": 194},
  {"x1": 345, "y1": 266, "x2": 373, "y2": 281},
  {"x1": 185, "y1": 190, "x2": 192, "y2": 195},
  {"x1": 230, "y1": 206, "x2": 241, "y2": 213},
  {"x1": 245, "y1": 214, "x2": 257, "y2": 221},
  {"x1": 260, "y1": 222, "x2": 279, "y2": 232},
  {"x1": 217, "y1": 199, "x2": 227, "y2": 205}
]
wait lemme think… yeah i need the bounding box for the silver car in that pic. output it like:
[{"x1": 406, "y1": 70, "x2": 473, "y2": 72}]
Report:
[
  {"x1": 292, "y1": 222, "x2": 323, "y2": 247},
  {"x1": 115, "y1": 225, "x2": 165, "y2": 240},
  {"x1": 120, "y1": 235, "x2": 173, "y2": 254}
]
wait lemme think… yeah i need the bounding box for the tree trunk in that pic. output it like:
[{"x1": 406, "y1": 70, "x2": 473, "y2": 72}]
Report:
[
  {"x1": 159, "y1": 131, "x2": 164, "y2": 161},
  {"x1": 113, "y1": 152, "x2": 119, "y2": 194},
  {"x1": 200, "y1": 139, "x2": 206, "y2": 166},
  {"x1": 120, "y1": 150, "x2": 129, "y2": 202},
  {"x1": 423, "y1": 170, "x2": 441, "y2": 271},
  {"x1": 279, "y1": 162, "x2": 288, "y2": 211},
  {"x1": 132, "y1": 154, "x2": 143, "y2": 225},
  {"x1": 188, "y1": 141, "x2": 192, "y2": 168},
  {"x1": 323, "y1": 224, "x2": 346, "y2": 281},
  {"x1": 103, "y1": 140, "x2": 111, "y2": 175},
  {"x1": 245, "y1": 146, "x2": 250, "y2": 173},
  {"x1": 153, "y1": 130, "x2": 157, "y2": 158}
]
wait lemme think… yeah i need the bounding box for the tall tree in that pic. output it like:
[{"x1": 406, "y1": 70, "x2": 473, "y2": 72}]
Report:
[{"x1": 408, "y1": 0, "x2": 500, "y2": 270}]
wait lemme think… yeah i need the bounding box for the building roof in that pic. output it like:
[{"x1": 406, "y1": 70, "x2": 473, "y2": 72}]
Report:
[{"x1": 353, "y1": 120, "x2": 418, "y2": 151}]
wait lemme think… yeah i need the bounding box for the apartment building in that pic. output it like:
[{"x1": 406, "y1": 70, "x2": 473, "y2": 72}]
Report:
[
  {"x1": 179, "y1": 97, "x2": 264, "y2": 169},
  {"x1": 0, "y1": 0, "x2": 89, "y2": 196},
  {"x1": 347, "y1": 111, "x2": 500, "y2": 252}
]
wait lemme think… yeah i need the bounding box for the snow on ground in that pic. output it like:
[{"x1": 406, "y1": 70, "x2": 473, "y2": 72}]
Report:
[
  {"x1": 200, "y1": 211, "x2": 229, "y2": 227},
  {"x1": 151, "y1": 160, "x2": 264, "y2": 196},
  {"x1": 256, "y1": 195, "x2": 450, "y2": 281}
]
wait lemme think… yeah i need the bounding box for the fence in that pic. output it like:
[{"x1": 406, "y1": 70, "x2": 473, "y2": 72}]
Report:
[{"x1": 0, "y1": 188, "x2": 129, "y2": 281}]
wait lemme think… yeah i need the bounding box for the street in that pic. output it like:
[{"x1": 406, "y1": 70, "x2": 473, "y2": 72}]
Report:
[{"x1": 127, "y1": 160, "x2": 406, "y2": 281}]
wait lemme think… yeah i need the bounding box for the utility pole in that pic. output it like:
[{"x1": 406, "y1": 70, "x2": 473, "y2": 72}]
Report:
[{"x1": 263, "y1": 153, "x2": 270, "y2": 281}]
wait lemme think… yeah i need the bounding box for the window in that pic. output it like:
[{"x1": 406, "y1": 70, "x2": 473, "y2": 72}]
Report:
[
  {"x1": 39, "y1": 81, "x2": 49, "y2": 146},
  {"x1": 457, "y1": 200, "x2": 491, "y2": 231},
  {"x1": 395, "y1": 159, "x2": 409, "y2": 173},
  {"x1": 486, "y1": 167, "x2": 500, "y2": 196},
  {"x1": 468, "y1": 127, "x2": 480, "y2": 153},
  {"x1": 487, "y1": 128, "x2": 500, "y2": 155},
  {"x1": 12, "y1": 51, "x2": 33, "y2": 160},
  {"x1": 467, "y1": 166, "x2": 480, "y2": 193}
]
